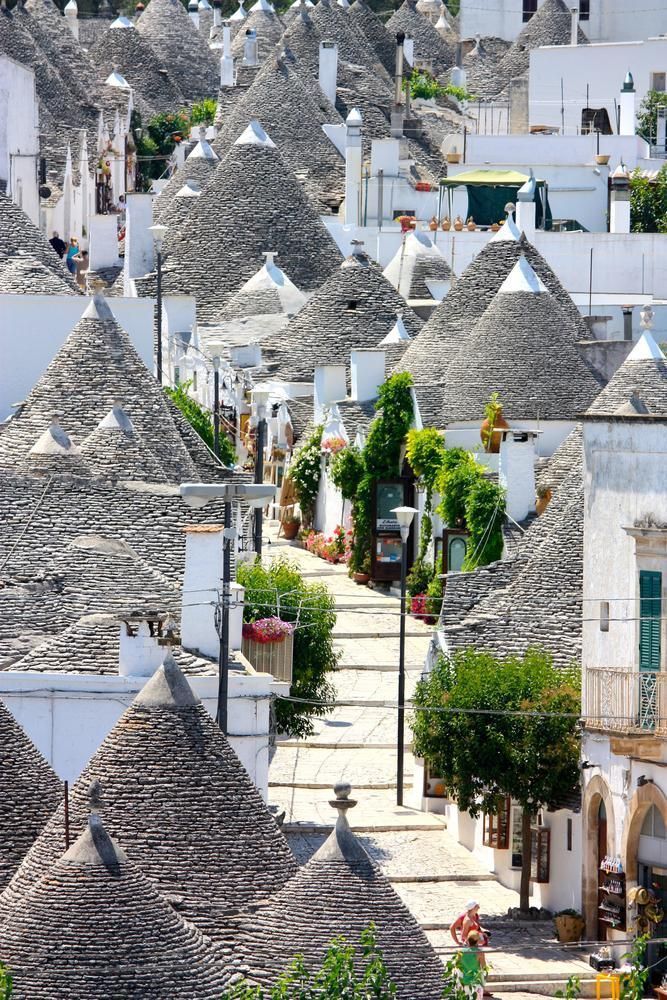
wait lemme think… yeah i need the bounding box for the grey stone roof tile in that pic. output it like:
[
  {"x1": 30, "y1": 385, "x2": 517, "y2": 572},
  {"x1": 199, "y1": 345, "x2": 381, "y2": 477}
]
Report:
[
  {"x1": 585, "y1": 337, "x2": 667, "y2": 417},
  {"x1": 0, "y1": 658, "x2": 297, "y2": 943},
  {"x1": 0, "y1": 815, "x2": 230, "y2": 999},
  {"x1": 235, "y1": 794, "x2": 444, "y2": 998},
  {"x1": 136, "y1": 0, "x2": 220, "y2": 99},
  {"x1": 90, "y1": 20, "x2": 187, "y2": 115},
  {"x1": 0, "y1": 699, "x2": 62, "y2": 891},
  {"x1": 0, "y1": 255, "x2": 80, "y2": 296},
  {"x1": 0, "y1": 193, "x2": 79, "y2": 291},
  {"x1": 231, "y1": 7, "x2": 285, "y2": 60},
  {"x1": 386, "y1": 0, "x2": 454, "y2": 75},
  {"x1": 347, "y1": 0, "x2": 395, "y2": 74}
]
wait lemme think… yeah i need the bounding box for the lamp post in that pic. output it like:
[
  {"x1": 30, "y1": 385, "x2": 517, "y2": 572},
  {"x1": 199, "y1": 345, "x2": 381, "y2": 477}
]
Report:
[
  {"x1": 391, "y1": 504, "x2": 418, "y2": 807},
  {"x1": 251, "y1": 387, "x2": 270, "y2": 556},
  {"x1": 148, "y1": 224, "x2": 168, "y2": 385},
  {"x1": 180, "y1": 482, "x2": 277, "y2": 732},
  {"x1": 212, "y1": 354, "x2": 221, "y2": 460}
]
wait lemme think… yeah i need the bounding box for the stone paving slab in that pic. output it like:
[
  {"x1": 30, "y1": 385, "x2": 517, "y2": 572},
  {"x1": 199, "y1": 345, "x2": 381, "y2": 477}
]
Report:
[
  {"x1": 271, "y1": 785, "x2": 447, "y2": 832},
  {"x1": 270, "y1": 745, "x2": 413, "y2": 788}
]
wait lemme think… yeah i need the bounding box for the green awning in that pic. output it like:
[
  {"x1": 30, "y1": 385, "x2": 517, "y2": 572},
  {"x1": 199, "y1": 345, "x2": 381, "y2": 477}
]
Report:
[{"x1": 440, "y1": 169, "x2": 544, "y2": 187}]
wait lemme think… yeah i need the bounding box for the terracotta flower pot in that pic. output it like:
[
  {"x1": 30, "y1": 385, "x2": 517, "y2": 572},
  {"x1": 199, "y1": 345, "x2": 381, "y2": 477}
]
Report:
[
  {"x1": 282, "y1": 520, "x2": 300, "y2": 540},
  {"x1": 441, "y1": 218, "x2": 451, "y2": 231},
  {"x1": 467, "y1": 218, "x2": 476, "y2": 231},
  {"x1": 429, "y1": 216, "x2": 439, "y2": 231},
  {"x1": 595, "y1": 154, "x2": 610, "y2": 165},
  {"x1": 353, "y1": 572, "x2": 370, "y2": 585},
  {"x1": 453, "y1": 216, "x2": 464, "y2": 232},
  {"x1": 480, "y1": 412, "x2": 509, "y2": 453},
  {"x1": 554, "y1": 914, "x2": 585, "y2": 943},
  {"x1": 446, "y1": 152, "x2": 461, "y2": 164}
]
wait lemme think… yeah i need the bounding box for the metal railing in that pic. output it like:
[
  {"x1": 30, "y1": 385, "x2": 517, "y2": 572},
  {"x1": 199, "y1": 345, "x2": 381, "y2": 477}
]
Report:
[{"x1": 585, "y1": 668, "x2": 666, "y2": 734}]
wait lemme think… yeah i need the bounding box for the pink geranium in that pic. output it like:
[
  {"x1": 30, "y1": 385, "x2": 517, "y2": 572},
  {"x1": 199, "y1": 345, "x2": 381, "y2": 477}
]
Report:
[{"x1": 242, "y1": 617, "x2": 294, "y2": 644}]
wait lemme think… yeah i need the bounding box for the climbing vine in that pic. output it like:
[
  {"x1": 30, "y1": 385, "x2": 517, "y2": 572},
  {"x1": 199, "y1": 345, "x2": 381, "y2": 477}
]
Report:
[
  {"x1": 289, "y1": 426, "x2": 323, "y2": 529},
  {"x1": 435, "y1": 449, "x2": 506, "y2": 572}
]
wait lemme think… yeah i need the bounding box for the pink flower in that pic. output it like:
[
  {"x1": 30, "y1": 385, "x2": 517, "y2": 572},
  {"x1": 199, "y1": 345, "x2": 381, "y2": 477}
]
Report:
[{"x1": 242, "y1": 617, "x2": 294, "y2": 644}]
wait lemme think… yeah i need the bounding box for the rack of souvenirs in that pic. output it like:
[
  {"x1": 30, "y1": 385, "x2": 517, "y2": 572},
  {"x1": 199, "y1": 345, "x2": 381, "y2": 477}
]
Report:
[{"x1": 599, "y1": 856, "x2": 627, "y2": 931}]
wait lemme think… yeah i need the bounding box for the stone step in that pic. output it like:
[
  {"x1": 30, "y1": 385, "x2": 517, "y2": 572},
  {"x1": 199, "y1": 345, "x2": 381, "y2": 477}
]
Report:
[
  {"x1": 488, "y1": 978, "x2": 600, "y2": 998},
  {"x1": 270, "y1": 780, "x2": 412, "y2": 790},
  {"x1": 283, "y1": 820, "x2": 445, "y2": 835},
  {"x1": 332, "y1": 663, "x2": 424, "y2": 672}
]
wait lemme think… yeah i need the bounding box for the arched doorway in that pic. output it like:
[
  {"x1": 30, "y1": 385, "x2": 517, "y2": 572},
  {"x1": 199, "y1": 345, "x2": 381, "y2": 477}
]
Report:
[
  {"x1": 583, "y1": 777, "x2": 615, "y2": 936},
  {"x1": 624, "y1": 783, "x2": 667, "y2": 983}
]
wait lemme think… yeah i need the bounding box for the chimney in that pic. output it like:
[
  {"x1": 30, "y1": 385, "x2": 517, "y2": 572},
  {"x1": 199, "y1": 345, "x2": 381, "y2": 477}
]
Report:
[
  {"x1": 350, "y1": 349, "x2": 385, "y2": 403},
  {"x1": 570, "y1": 5, "x2": 578, "y2": 45},
  {"x1": 394, "y1": 31, "x2": 405, "y2": 108},
  {"x1": 610, "y1": 161, "x2": 631, "y2": 234},
  {"x1": 213, "y1": 0, "x2": 222, "y2": 26},
  {"x1": 181, "y1": 526, "x2": 245, "y2": 659},
  {"x1": 622, "y1": 306, "x2": 634, "y2": 341},
  {"x1": 188, "y1": 0, "x2": 200, "y2": 27},
  {"x1": 619, "y1": 70, "x2": 636, "y2": 136},
  {"x1": 123, "y1": 192, "x2": 154, "y2": 295},
  {"x1": 314, "y1": 364, "x2": 346, "y2": 422},
  {"x1": 220, "y1": 23, "x2": 235, "y2": 86},
  {"x1": 319, "y1": 41, "x2": 338, "y2": 106},
  {"x1": 403, "y1": 37, "x2": 414, "y2": 68},
  {"x1": 118, "y1": 615, "x2": 177, "y2": 678},
  {"x1": 243, "y1": 28, "x2": 258, "y2": 66},
  {"x1": 515, "y1": 172, "x2": 537, "y2": 237},
  {"x1": 344, "y1": 108, "x2": 363, "y2": 226},
  {"x1": 64, "y1": 0, "x2": 79, "y2": 39},
  {"x1": 498, "y1": 430, "x2": 537, "y2": 524}
]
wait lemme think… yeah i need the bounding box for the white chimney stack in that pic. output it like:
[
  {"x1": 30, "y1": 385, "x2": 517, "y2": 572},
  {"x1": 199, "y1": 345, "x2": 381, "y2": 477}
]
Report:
[
  {"x1": 344, "y1": 108, "x2": 363, "y2": 227},
  {"x1": 314, "y1": 364, "x2": 347, "y2": 423},
  {"x1": 123, "y1": 192, "x2": 154, "y2": 296},
  {"x1": 570, "y1": 5, "x2": 578, "y2": 45},
  {"x1": 188, "y1": 0, "x2": 200, "y2": 27},
  {"x1": 610, "y1": 162, "x2": 631, "y2": 234},
  {"x1": 181, "y1": 526, "x2": 244, "y2": 659},
  {"x1": 220, "y1": 24, "x2": 235, "y2": 86},
  {"x1": 319, "y1": 41, "x2": 338, "y2": 106},
  {"x1": 515, "y1": 172, "x2": 536, "y2": 238},
  {"x1": 403, "y1": 37, "x2": 414, "y2": 67},
  {"x1": 243, "y1": 29, "x2": 259, "y2": 66},
  {"x1": 118, "y1": 618, "x2": 169, "y2": 678},
  {"x1": 213, "y1": 0, "x2": 222, "y2": 25},
  {"x1": 619, "y1": 70, "x2": 636, "y2": 136},
  {"x1": 350, "y1": 349, "x2": 385, "y2": 403},
  {"x1": 498, "y1": 430, "x2": 537, "y2": 524},
  {"x1": 64, "y1": 0, "x2": 79, "y2": 40}
]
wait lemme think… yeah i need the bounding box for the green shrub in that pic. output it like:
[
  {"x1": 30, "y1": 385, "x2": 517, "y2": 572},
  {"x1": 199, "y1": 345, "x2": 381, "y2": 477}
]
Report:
[
  {"x1": 0, "y1": 963, "x2": 11, "y2": 999},
  {"x1": 330, "y1": 446, "x2": 364, "y2": 502},
  {"x1": 164, "y1": 380, "x2": 235, "y2": 466},
  {"x1": 406, "y1": 557, "x2": 434, "y2": 598},
  {"x1": 462, "y1": 478, "x2": 505, "y2": 570},
  {"x1": 435, "y1": 451, "x2": 481, "y2": 527},
  {"x1": 237, "y1": 558, "x2": 338, "y2": 738},
  {"x1": 189, "y1": 97, "x2": 217, "y2": 126}
]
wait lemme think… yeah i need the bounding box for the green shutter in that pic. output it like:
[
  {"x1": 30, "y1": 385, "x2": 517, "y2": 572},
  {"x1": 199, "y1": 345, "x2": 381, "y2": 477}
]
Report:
[{"x1": 639, "y1": 570, "x2": 662, "y2": 673}]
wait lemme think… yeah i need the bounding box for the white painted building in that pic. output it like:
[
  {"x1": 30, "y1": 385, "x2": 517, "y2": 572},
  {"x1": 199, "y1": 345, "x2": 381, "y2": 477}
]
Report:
[
  {"x1": 530, "y1": 37, "x2": 667, "y2": 141},
  {"x1": 460, "y1": 0, "x2": 665, "y2": 45},
  {"x1": 0, "y1": 56, "x2": 40, "y2": 226}
]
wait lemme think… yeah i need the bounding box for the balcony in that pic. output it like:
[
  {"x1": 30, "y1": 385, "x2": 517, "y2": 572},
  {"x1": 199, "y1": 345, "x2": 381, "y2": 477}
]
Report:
[{"x1": 585, "y1": 668, "x2": 667, "y2": 735}]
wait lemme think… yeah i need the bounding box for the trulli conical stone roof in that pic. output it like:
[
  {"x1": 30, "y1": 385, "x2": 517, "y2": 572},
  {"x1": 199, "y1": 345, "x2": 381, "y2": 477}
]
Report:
[
  {"x1": 265, "y1": 248, "x2": 422, "y2": 383},
  {"x1": 347, "y1": 0, "x2": 395, "y2": 74},
  {"x1": 215, "y1": 251, "x2": 307, "y2": 321},
  {"x1": 212, "y1": 48, "x2": 345, "y2": 212},
  {"x1": 0, "y1": 698, "x2": 62, "y2": 891},
  {"x1": 136, "y1": 0, "x2": 219, "y2": 99},
  {"x1": 158, "y1": 121, "x2": 342, "y2": 321},
  {"x1": 383, "y1": 230, "x2": 452, "y2": 301},
  {"x1": 90, "y1": 18, "x2": 186, "y2": 115},
  {"x1": 586, "y1": 333, "x2": 667, "y2": 416},
  {"x1": 19, "y1": 419, "x2": 92, "y2": 480},
  {"x1": 153, "y1": 135, "x2": 219, "y2": 223},
  {"x1": 22, "y1": 0, "x2": 99, "y2": 105},
  {"x1": 310, "y1": 0, "x2": 391, "y2": 78},
  {"x1": 0, "y1": 295, "x2": 199, "y2": 482},
  {"x1": 78, "y1": 404, "x2": 169, "y2": 483},
  {"x1": 386, "y1": 0, "x2": 454, "y2": 75},
  {"x1": 0, "y1": 254, "x2": 80, "y2": 295},
  {"x1": 230, "y1": 5, "x2": 284, "y2": 60},
  {"x1": 235, "y1": 784, "x2": 444, "y2": 999},
  {"x1": 0, "y1": 193, "x2": 79, "y2": 291},
  {"x1": 0, "y1": 656, "x2": 297, "y2": 943},
  {"x1": 437, "y1": 256, "x2": 601, "y2": 423},
  {"x1": 0, "y1": 815, "x2": 229, "y2": 1000},
  {"x1": 394, "y1": 225, "x2": 590, "y2": 426}
]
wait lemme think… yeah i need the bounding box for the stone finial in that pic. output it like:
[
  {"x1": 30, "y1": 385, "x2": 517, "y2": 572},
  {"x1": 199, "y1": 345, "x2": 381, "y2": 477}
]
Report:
[
  {"x1": 329, "y1": 782, "x2": 357, "y2": 822},
  {"x1": 88, "y1": 778, "x2": 104, "y2": 813}
]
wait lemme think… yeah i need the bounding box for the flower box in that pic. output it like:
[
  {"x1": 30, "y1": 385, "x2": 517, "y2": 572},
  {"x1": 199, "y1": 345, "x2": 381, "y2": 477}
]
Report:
[{"x1": 242, "y1": 619, "x2": 294, "y2": 683}]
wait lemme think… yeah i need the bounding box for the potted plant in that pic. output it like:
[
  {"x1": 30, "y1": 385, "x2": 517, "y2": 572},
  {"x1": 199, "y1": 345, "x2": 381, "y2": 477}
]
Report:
[
  {"x1": 480, "y1": 392, "x2": 509, "y2": 453},
  {"x1": 353, "y1": 553, "x2": 371, "y2": 585},
  {"x1": 446, "y1": 149, "x2": 461, "y2": 164},
  {"x1": 595, "y1": 154, "x2": 610, "y2": 165},
  {"x1": 466, "y1": 216, "x2": 476, "y2": 231},
  {"x1": 490, "y1": 221, "x2": 500, "y2": 232},
  {"x1": 241, "y1": 617, "x2": 295, "y2": 683},
  {"x1": 429, "y1": 216, "x2": 439, "y2": 231},
  {"x1": 554, "y1": 909, "x2": 585, "y2": 943},
  {"x1": 535, "y1": 484, "x2": 552, "y2": 516},
  {"x1": 453, "y1": 215, "x2": 464, "y2": 232},
  {"x1": 282, "y1": 513, "x2": 301, "y2": 540},
  {"x1": 397, "y1": 215, "x2": 416, "y2": 233}
]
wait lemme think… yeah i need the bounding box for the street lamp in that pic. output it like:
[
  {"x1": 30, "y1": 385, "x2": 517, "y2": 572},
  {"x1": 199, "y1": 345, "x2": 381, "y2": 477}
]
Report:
[
  {"x1": 251, "y1": 385, "x2": 271, "y2": 556},
  {"x1": 180, "y1": 481, "x2": 277, "y2": 732},
  {"x1": 391, "y1": 504, "x2": 418, "y2": 807},
  {"x1": 148, "y1": 224, "x2": 168, "y2": 385}
]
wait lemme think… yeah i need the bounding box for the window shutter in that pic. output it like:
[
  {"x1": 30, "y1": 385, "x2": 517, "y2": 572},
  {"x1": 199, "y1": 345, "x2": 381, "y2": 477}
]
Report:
[{"x1": 639, "y1": 571, "x2": 662, "y2": 672}]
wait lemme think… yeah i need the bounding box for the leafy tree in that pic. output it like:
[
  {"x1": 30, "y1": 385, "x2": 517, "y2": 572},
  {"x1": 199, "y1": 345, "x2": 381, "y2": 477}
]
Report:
[
  {"x1": 237, "y1": 558, "x2": 338, "y2": 738},
  {"x1": 164, "y1": 379, "x2": 235, "y2": 466},
  {"x1": 190, "y1": 98, "x2": 218, "y2": 126},
  {"x1": 0, "y1": 963, "x2": 11, "y2": 999},
  {"x1": 411, "y1": 648, "x2": 581, "y2": 912},
  {"x1": 330, "y1": 447, "x2": 365, "y2": 503},
  {"x1": 630, "y1": 165, "x2": 667, "y2": 234},
  {"x1": 289, "y1": 426, "x2": 323, "y2": 529},
  {"x1": 637, "y1": 90, "x2": 667, "y2": 145},
  {"x1": 462, "y1": 478, "x2": 505, "y2": 570},
  {"x1": 222, "y1": 924, "x2": 397, "y2": 998}
]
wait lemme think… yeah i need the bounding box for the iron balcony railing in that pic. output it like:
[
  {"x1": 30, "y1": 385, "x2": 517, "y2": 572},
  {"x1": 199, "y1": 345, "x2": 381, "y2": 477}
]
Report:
[{"x1": 585, "y1": 667, "x2": 666, "y2": 734}]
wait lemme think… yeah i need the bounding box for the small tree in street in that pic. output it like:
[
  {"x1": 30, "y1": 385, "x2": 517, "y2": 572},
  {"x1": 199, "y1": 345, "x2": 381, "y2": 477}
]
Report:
[{"x1": 411, "y1": 648, "x2": 581, "y2": 912}]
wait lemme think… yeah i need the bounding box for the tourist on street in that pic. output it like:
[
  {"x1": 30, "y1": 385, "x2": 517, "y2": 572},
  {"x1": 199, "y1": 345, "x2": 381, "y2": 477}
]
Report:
[
  {"x1": 450, "y1": 900, "x2": 490, "y2": 947},
  {"x1": 49, "y1": 231, "x2": 66, "y2": 258},
  {"x1": 74, "y1": 249, "x2": 89, "y2": 290},
  {"x1": 65, "y1": 238, "x2": 79, "y2": 275},
  {"x1": 459, "y1": 930, "x2": 490, "y2": 998}
]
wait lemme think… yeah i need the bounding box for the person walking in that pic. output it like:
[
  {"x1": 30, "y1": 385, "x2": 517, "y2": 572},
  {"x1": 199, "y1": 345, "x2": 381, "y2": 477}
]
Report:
[
  {"x1": 74, "y1": 249, "x2": 89, "y2": 290},
  {"x1": 459, "y1": 930, "x2": 490, "y2": 999},
  {"x1": 49, "y1": 231, "x2": 66, "y2": 258},
  {"x1": 65, "y1": 238, "x2": 79, "y2": 275},
  {"x1": 450, "y1": 900, "x2": 490, "y2": 947}
]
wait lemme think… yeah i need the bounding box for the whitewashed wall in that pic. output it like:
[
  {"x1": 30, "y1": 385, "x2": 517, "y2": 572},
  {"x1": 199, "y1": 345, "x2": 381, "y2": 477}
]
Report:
[
  {"x1": 0, "y1": 669, "x2": 281, "y2": 798},
  {"x1": 0, "y1": 294, "x2": 155, "y2": 421},
  {"x1": 314, "y1": 458, "x2": 352, "y2": 536},
  {"x1": 461, "y1": 0, "x2": 664, "y2": 44},
  {"x1": 0, "y1": 56, "x2": 39, "y2": 226}
]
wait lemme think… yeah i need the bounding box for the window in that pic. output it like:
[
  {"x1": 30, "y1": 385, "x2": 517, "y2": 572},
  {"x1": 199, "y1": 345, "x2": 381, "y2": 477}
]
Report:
[
  {"x1": 511, "y1": 806, "x2": 523, "y2": 868},
  {"x1": 531, "y1": 826, "x2": 551, "y2": 882},
  {"x1": 579, "y1": 0, "x2": 589, "y2": 20},
  {"x1": 641, "y1": 805, "x2": 666, "y2": 839},
  {"x1": 483, "y1": 796, "x2": 511, "y2": 849},
  {"x1": 567, "y1": 817, "x2": 573, "y2": 852},
  {"x1": 639, "y1": 570, "x2": 662, "y2": 672},
  {"x1": 522, "y1": 0, "x2": 537, "y2": 22},
  {"x1": 346, "y1": 300, "x2": 358, "y2": 311},
  {"x1": 651, "y1": 73, "x2": 666, "y2": 93},
  {"x1": 174, "y1": 366, "x2": 180, "y2": 385},
  {"x1": 600, "y1": 601, "x2": 610, "y2": 632}
]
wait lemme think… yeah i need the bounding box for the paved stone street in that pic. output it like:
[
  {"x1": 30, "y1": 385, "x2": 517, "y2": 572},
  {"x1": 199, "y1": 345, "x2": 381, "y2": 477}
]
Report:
[{"x1": 265, "y1": 526, "x2": 592, "y2": 994}]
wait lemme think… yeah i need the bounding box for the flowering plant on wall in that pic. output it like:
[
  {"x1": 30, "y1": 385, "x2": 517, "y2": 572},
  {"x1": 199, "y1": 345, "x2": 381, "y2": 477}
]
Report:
[
  {"x1": 242, "y1": 617, "x2": 294, "y2": 645},
  {"x1": 321, "y1": 435, "x2": 347, "y2": 455},
  {"x1": 304, "y1": 526, "x2": 352, "y2": 564}
]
